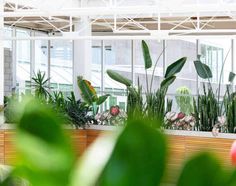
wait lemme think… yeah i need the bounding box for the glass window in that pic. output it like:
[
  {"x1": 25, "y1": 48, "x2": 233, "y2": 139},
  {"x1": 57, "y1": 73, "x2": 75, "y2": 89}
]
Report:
[
  {"x1": 16, "y1": 29, "x2": 31, "y2": 94},
  {"x1": 103, "y1": 40, "x2": 132, "y2": 110},
  {"x1": 34, "y1": 32, "x2": 48, "y2": 77},
  {"x1": 166, "y1": 39, "x2": 197, "y2": 93},
  {"x1": 134, "y1": 40, "x2": 164, "y2": 92},
  {"x1": 166, "y1": 39, "x2": 197, "y2": 112},
  {"x1": 50, "y1": 40, "x2": 73, "y2": 93},
  {"x1": 200, "y1": 39, "x2": 231, "y2": 96},
  {"x1": 4, "y1": 27, "x2": 12, "y2": 50},
  {"x1": 92, "y1": 40, "x2": 102, "y2": 93}
]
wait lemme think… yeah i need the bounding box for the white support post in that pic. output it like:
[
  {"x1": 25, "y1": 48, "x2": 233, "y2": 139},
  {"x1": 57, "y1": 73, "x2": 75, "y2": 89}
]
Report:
[
  {"x1": 0, "y1": 0, "x2": 4, "y2": 106},
  {"x1": 12, "y1": 27, "x2": 16, "y2": 90},
  {"x1": 30, "y1": 30, "x2": 35, "y2": 79},
  {"x1": 73, "y1": 17, "x2": 92, "y2": 99},
  {"x1": 196, "y1": 39, "x2": 200, "y2": 95},
  {"x1": 131, "y1": 40, "x2": 135, "y2": 85}
]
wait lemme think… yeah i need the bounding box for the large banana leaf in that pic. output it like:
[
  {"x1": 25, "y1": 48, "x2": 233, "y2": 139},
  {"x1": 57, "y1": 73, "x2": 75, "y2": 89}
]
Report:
[
  {"x1": 77, "y1": 76, "x2": 97, "y2": 105},
  {"x1": 229, "y1": 72, "x2": 236, "y2": 83},
  {"x1": 96, "y1": 94, "x2": 110, "y2": 105},
  {"x1": 177, "y1": 153, "x2": 226, "y2": 186},
  {"x1": 72, "y1": 119, "x2": 167, "y2": 186},
  {"x1": 107, "y1": 70, "x2": 132, "y2": 87},
  {"x1": 160, "y1": 76, "x2": 176, "y2": 90},
  {"x1": 142, "y1": 40, "x2": 152, "y2": 69},
  {"x1": 165, "y1": 57, "x2": 187, "y2": 78},
  {"x1": 194, "y1": 60, "x2": 212, "y2": 79}
]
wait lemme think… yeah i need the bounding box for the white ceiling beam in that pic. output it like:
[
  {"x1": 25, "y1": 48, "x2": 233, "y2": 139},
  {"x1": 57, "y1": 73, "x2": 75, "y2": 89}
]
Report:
[{"x1": 2, "y1": 4, "x2": 236, "y2": 18}]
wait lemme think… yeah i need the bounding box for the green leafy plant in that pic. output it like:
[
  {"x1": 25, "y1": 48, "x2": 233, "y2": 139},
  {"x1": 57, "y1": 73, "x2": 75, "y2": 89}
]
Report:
[
  {"x1": 175, "y1": 86, "x2": 193, "y2": 115},
  {"x1": 107, "y1": 40, "x2": 187, "y2": 123},
  {"x1": 2, "y1": 98, "x2": 236, "y2": 186},
  {"x1": 65, "y1": 92, "x2": 94, "y2": 128},
  {"x1": 31, "y1": 70, "x2": 50, "y2": 99},
  {"x1": 193, "y1": 53, "x2": 236, "y2": 132},
  {"x1": 193, "y1": 84, "x2": 219, "y2": 131},
  {"x1": 77, "y1": 76, "x2": 110, "y2": 115}
]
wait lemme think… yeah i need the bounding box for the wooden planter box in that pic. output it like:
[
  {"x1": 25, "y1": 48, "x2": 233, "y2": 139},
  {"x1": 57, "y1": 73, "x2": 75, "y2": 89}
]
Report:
[{"x1": 0, "y1": 124, "x2": 236, "y2": 183}]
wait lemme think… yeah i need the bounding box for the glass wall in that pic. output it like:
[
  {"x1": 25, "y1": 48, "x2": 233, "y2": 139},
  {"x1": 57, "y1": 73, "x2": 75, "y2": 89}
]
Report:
[
  {"x1": 134, "y1": 40, "x2": 164, "y2": 92},
  {"x1": 50, "y1": 40, "x2": 73, "y2": 92},
  {"x1": 3, "y1": 26, "x2": 236, "y2": 111},
  {"x1": 16, "y1": 29, "x2": 31, "y2": 94},
  {"x1": 200, "y1": 39, "x2": 232, "y2": 96},
  {"x1": 34, "y1": 32, "x2": 48, "y2": 77},
  {"x1": 104, "y1": 40, "x2": 132, "y2": 110}
]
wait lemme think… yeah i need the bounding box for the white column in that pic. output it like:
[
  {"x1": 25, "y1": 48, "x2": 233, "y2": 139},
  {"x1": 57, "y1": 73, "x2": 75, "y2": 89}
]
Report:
[
  {"x1": 73, "y1": 17, "x2": 92, "y2": 99},
  {"x1": 0, "y1": 0, "x2": 4, "y2": 106}
]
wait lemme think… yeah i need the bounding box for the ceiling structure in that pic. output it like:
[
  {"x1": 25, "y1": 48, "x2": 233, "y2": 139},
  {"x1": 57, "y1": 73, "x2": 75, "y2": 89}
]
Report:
[{"x1": 3, "y1": 0, "x2": 236, "y2": 39}]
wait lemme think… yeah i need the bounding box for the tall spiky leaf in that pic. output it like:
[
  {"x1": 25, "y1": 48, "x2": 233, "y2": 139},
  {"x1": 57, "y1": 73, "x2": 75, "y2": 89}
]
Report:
[{"x1": 142, "y1": 40, "x2": 152, "y2": 69}]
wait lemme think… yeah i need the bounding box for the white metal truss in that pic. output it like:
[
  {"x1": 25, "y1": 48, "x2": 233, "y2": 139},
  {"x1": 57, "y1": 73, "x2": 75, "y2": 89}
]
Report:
[{"x1": 3, "y1": 0, "x2": 236, "y2": 39}]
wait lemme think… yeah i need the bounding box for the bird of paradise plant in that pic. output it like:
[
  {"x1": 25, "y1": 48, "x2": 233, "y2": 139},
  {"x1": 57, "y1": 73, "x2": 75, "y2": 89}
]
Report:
[{"x1": 77, "y1": 76, "x2": 110, "y2": 116}]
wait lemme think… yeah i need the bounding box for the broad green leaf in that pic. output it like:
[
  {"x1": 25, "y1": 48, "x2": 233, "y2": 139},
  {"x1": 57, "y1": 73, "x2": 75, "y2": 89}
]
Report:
[
  {"x1": 194, "y1": 60, "x2": 213, "y2": 79},
  {"x1": 97, "y1": 119, "x2": 167, "y2": 186},
  {"x1": 165, "y1": 57, "x2": 187, "y2": 78},
  {"x1": 107, "y1": 70, "x2": 132, "y2": 87},
  {"x1": 77, "y1": 76, "x2": 97, "y2": 105},
  {"x1": 160, "y1": 76, "x2": 176, "y2": 90},
  {"x1": 177, "y1": 152, "x2": 226, "y2": 186},
  {"x1": 229, "y1": 72, "x2": 236, "y2": 83},
  {"x1": 226, "y1": 169, "x2": 236, "y2": 186},
  {"x1": 142, "y1": 40, "x2": 152, "y2": 69},
  {"x1": 96, "y1": 94, "x2": 110, "y2": 105},
  {"x1": 15, "y1": 98, "x2": 76, "y2": 186},
  {"x1": 71, "y1": 131, "x2": 120, "y2": 186}
]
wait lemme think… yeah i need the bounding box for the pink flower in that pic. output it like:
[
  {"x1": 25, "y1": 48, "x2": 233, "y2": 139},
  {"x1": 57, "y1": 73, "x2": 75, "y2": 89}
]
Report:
[
  {"x1": 110, "y1": 106, "x2": 120, "y2": 116},
  {"x1": 177, "y1": 112, "x2": 185, "y2": 119}
]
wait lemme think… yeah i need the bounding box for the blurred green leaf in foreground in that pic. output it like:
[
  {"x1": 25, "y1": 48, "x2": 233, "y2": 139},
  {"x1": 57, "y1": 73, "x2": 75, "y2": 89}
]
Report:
[{"x1": 1, "y1": 97, "x2": 236, "y2": 186}]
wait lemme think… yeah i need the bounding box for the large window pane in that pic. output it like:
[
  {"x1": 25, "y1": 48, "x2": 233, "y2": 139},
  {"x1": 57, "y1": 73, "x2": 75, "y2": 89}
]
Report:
[
  {"x1": 134, "y1": 40, "x2": 164, "y2": 92},
  {"x1": 50, "y1": 40, "x2": 73, "y2": 93},
  {"x1": 34, "y1": 32, "x2": 48, "y2": 77},
  {"x1": 104, "y1": 40, "x2": 132, "y2": 110},
  {"x1": 166, "y1": 39, "x2": 197, "y2": 112},
  {"x1": 200, "y1": 39, "x2": 231, "y2": 96},
  {"x1": 92, "y1": 40, "x2": 102, "y2": 93},
  {"x1": 16, "y1": 29, "x2": 31, "y2": 94}
]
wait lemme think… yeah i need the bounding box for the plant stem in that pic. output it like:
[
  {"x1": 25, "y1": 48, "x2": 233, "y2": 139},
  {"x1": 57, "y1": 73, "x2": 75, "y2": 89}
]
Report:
[{"x1": 150, "y1": 45, "x2": 167, "y2": 93}]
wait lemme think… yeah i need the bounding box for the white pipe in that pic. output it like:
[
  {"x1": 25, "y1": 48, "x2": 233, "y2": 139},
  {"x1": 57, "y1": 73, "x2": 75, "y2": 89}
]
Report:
[
  {"x1": 3, "y1": 35, "x2": 236, "y2": 40},
  {"x1": 1, "y1": 4, "x2": 236, "y2": 18}
]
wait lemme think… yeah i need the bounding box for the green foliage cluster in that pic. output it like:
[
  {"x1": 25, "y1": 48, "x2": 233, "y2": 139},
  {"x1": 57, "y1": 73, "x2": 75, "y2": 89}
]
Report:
[
  {"x1": 224, "y1": 87, "x2": 236, "y2": 133},
  {"x1": 193, "y1": 53, "x2": 236, "y2": 133},
  {"x1": 1, "y1": 98, "x2": 236, "y2": 186},
  {"x1": 4, "y1": 71, "x2": 93, "y2": 128},
  {"x1": 194, "y1": 84, "x2": 219, "y2": 131},
  {"x1": 107, "y1": 40, "x2": 187, "y2": 123}
]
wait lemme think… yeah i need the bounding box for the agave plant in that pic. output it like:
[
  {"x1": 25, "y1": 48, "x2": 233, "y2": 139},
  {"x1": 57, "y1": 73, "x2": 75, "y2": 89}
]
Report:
[
  {"x1": 31, "y1": 70, "x2": 50, "y2": 99},
  {"x1": 77, "y1": 76, "x2": 110, "y2": 116}
]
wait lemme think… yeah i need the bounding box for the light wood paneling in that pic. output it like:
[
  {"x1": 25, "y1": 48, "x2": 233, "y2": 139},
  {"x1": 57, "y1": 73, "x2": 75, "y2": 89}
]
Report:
[{"x1": 0, "y1": 129, "x2": 235, "y2": 184}]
